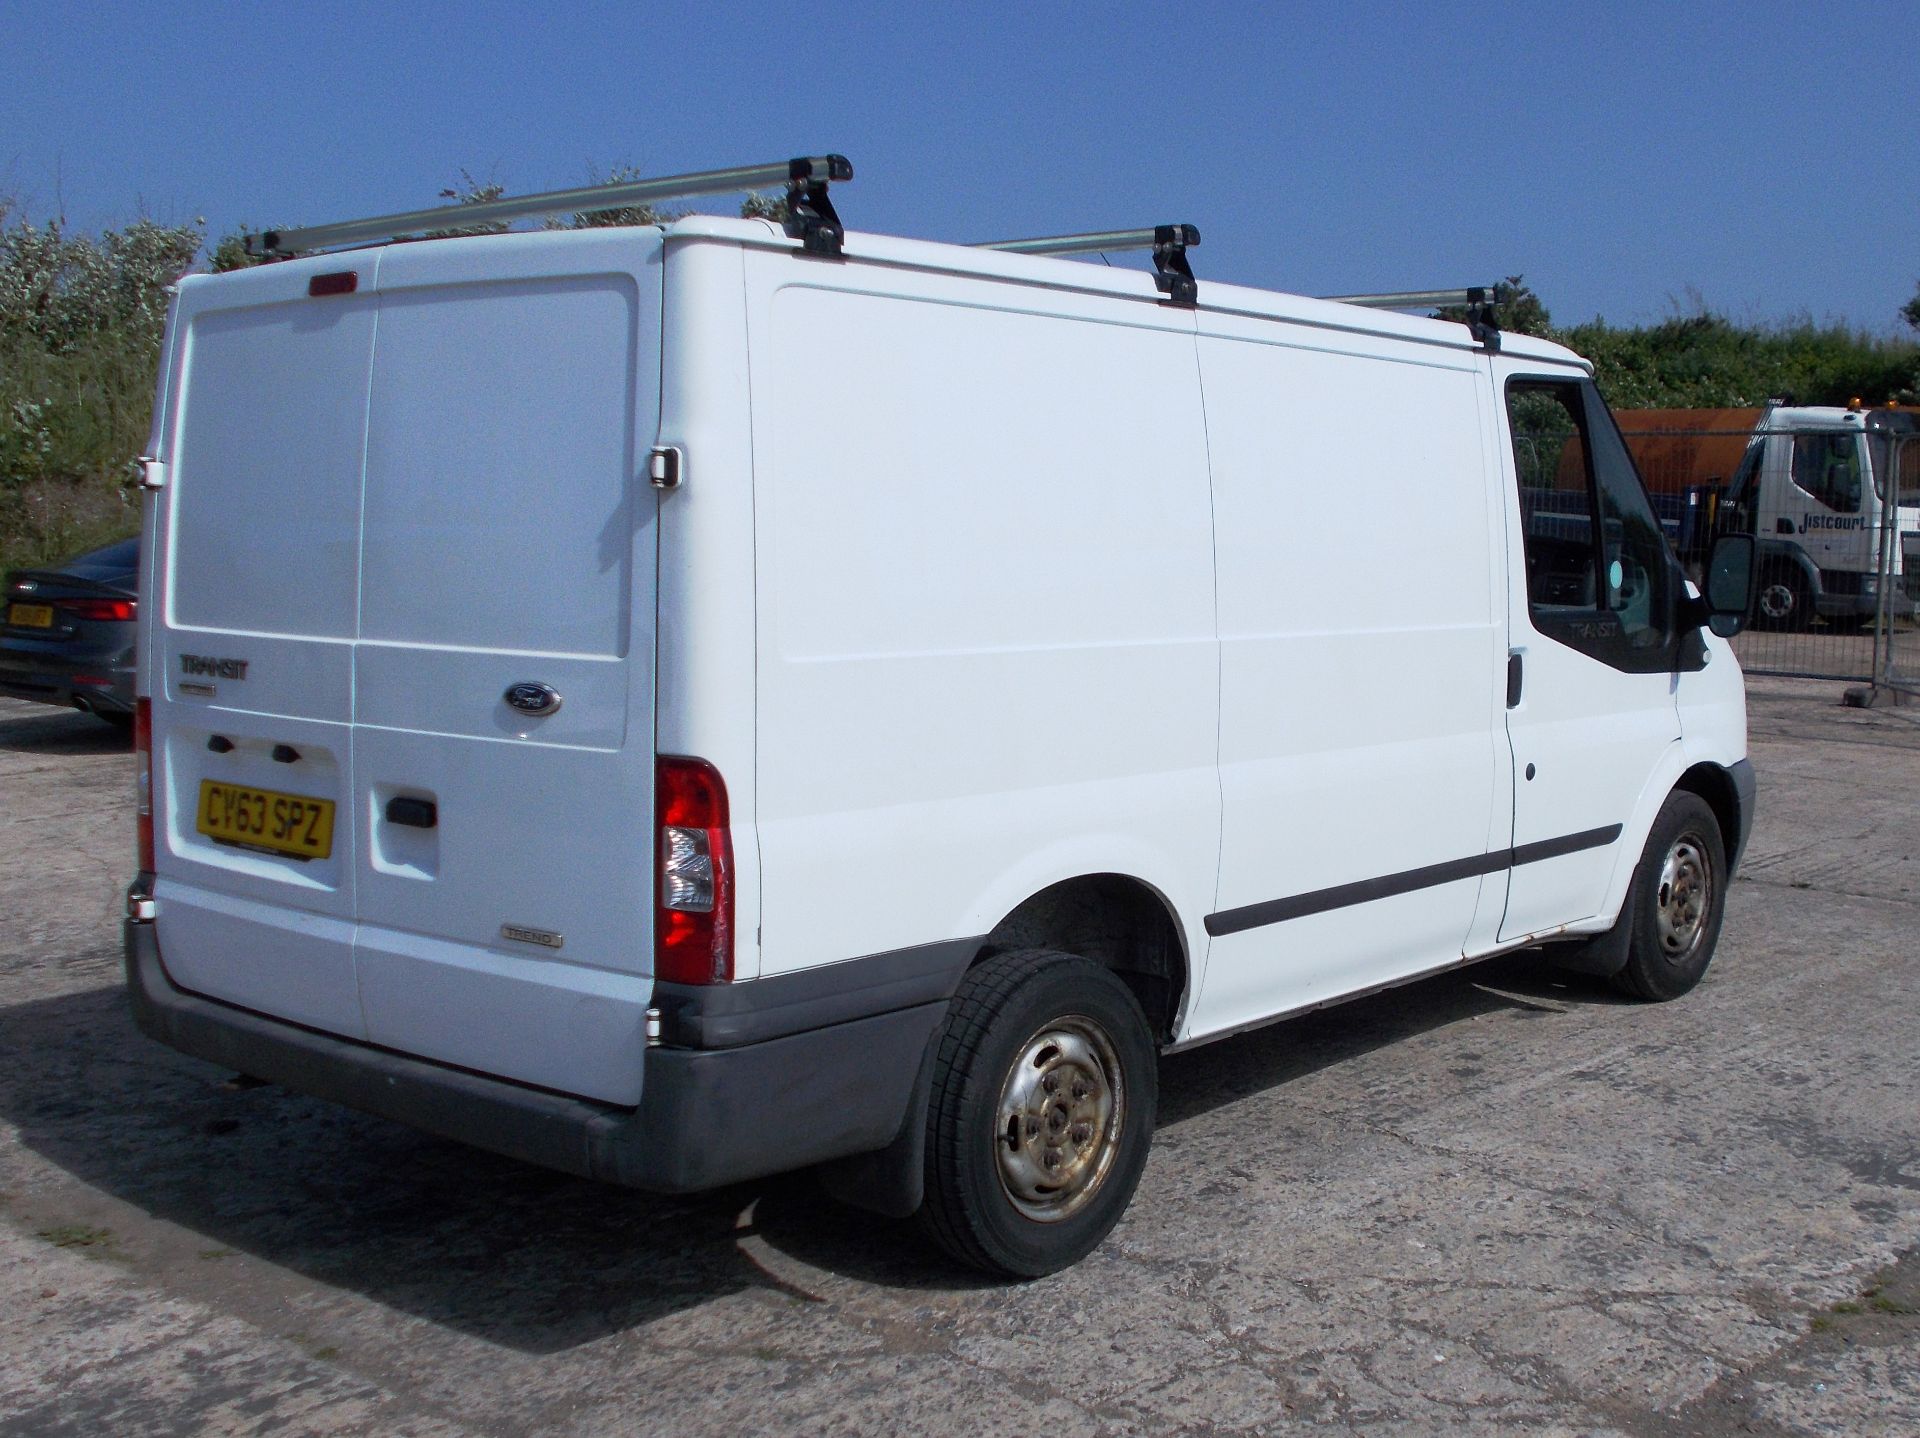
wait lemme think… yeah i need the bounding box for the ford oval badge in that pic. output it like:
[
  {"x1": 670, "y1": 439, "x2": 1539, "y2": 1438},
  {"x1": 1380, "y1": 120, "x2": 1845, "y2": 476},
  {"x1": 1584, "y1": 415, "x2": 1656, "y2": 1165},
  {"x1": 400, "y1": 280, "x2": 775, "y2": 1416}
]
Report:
[{"x1": 504, "y1": 682, "x2": 562, "y2": 717}]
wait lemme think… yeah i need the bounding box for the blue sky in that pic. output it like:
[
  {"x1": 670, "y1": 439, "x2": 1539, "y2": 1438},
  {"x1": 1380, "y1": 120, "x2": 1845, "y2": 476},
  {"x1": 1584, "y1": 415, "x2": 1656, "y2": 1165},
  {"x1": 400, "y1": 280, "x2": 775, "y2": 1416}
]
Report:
[{"x1": 3, "y1": 1, "x2": 1913, "y2": 333}]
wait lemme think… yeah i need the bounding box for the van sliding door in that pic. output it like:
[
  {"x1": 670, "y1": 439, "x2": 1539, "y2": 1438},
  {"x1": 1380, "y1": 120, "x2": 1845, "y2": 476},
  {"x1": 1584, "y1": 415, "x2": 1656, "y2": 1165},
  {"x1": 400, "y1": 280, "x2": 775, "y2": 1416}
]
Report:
[{"x1": 1187, "y1": 323, "x2": 1507, "y2": 1037}]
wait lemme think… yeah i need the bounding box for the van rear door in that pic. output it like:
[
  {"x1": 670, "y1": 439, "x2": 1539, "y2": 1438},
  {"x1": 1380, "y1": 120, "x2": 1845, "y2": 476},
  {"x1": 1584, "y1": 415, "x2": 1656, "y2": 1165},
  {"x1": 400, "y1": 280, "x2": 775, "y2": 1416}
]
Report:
[
  {"x1": 155, "y1": 261, "x2": 374, "y2": 1036},
  {"x1": 349, "y1": 239, "x2": 660, "y2": 1105},
  {"x1": 152, "y1": 232, "x2": 662, "y2": 1105}
]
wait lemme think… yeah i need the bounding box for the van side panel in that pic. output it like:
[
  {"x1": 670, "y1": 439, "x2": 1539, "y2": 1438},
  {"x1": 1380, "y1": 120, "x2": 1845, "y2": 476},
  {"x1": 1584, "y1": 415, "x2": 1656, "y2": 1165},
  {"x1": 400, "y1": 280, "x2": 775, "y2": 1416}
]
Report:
[
  {"x1": 1187, "y1": 323, "x2": 1505, "y2": 1037},
  {"x1": 745, "y1": 264, "x2": 1220, "y2": 979}
]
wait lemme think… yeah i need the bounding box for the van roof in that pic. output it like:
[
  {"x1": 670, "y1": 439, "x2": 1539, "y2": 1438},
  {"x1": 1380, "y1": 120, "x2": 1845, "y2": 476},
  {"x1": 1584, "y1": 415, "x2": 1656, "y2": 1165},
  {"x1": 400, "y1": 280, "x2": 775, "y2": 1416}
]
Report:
[{"x1": 664, "y1": 214, "x2": 1591, "y2": 371}]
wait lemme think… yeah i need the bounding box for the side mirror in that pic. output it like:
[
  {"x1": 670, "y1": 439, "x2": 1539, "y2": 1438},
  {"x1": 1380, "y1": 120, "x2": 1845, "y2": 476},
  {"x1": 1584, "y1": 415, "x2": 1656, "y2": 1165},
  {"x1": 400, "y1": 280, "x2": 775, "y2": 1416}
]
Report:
[{"x1": 1703, "y1": 532, "x2": 1755, "y2": 638}]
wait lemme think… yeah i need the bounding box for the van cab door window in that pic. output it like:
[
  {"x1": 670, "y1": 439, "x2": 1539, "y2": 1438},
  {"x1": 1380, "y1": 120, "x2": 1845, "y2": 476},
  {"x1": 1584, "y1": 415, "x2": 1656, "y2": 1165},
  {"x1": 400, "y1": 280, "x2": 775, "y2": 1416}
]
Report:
[
  {"x1": 1506, "y1": 378, "x2": 1676, "y2": 673},
  {"x1": 1791, "y1": 431, "x2": 1863, "y2": 513}
]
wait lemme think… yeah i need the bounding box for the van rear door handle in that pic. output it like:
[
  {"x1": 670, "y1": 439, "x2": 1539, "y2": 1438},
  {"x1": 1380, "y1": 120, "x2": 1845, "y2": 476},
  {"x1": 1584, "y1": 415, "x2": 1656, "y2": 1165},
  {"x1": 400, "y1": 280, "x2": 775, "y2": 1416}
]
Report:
[
  {"x1": 385, "y1": 797, "x2": 438, "y2": 829},
  {"x1": 1506, "y1": 651, "x2": 1524, "y2": 708}
]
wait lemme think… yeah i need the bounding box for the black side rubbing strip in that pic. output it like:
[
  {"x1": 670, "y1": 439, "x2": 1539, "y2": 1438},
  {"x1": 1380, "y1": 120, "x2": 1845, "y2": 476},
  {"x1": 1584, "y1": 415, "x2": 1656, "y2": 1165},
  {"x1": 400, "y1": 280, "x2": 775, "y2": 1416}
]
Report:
[{"x1": 1204, "y1": 825, "x2": 1622, "y2": 937}]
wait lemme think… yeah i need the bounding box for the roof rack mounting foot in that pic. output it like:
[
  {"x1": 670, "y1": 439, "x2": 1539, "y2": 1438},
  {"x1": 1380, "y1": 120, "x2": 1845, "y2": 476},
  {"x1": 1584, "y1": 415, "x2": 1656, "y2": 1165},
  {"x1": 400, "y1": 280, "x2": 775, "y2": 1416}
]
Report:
[
  {"x1": 1467, "y1": 285, "x2": 1501, "y2": 353},
  {"x1": 1152, "y1": 224, "x2": 1201, "y2": 307},
  {"x1": 783, "y1": 155, "x2": 853, "y2": 259}
]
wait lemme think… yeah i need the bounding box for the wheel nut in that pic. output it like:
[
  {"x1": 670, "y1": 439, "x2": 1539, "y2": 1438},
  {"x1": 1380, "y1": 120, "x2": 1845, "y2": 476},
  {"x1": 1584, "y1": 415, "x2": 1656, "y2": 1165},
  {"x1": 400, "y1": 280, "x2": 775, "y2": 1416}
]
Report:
[
  {"x1": 1043, "y1": 1148, "x2": 1061, "y2": 1170},
  {"x1": 1071, "y1": 1123, "x2": 1092, "y2": 1144}
]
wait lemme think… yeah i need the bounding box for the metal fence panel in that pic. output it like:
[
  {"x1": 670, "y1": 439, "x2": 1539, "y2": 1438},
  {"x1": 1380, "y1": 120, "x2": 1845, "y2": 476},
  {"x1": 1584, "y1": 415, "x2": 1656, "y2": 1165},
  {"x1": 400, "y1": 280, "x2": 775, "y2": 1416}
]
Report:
[{"x1": 1608, "y1": 419, "x2": 1913, "y2": 685}]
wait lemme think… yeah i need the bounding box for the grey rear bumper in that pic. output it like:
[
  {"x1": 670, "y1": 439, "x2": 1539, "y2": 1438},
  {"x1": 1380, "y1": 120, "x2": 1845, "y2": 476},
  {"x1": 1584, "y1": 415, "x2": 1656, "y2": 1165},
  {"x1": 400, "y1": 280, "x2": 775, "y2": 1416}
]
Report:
[{"x1": 125, "y1": 919, "x2": 948, "y2": 1193}]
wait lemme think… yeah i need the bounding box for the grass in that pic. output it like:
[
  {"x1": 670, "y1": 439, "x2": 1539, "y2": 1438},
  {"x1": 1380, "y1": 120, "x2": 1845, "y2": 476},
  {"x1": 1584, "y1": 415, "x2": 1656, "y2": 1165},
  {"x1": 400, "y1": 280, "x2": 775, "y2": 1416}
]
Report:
[{"x1": 35, "y1": 1224, "x2": 115, "y2": 1251}]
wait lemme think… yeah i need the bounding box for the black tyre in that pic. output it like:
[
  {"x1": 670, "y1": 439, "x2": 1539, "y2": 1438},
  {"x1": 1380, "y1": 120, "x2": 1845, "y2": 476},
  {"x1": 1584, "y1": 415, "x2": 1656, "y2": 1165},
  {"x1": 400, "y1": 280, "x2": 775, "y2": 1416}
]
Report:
[
  {"x1": 1611, "y1": 791, "x2": 1728, "y2": 1002},
  {"x1": 1753, "y1": 564, "x2": 1812, "y2": 632},
  {"x1": 920, "y1": 949, "x2": 1156, "y2": 1277}
]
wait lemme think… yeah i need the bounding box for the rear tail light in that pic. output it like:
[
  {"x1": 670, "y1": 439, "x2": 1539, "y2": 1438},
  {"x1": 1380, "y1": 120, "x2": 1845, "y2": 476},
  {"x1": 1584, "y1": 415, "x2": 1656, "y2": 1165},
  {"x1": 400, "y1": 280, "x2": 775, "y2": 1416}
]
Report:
[
  {"x1": 134, "y1": 697, "x2": 155, "y2": 872},
  {"x1": 656, "y1": 756, "x2": 733, "y2": 985},
  {"x1": 59, "y1": 598, "x2": 136, "y2": 622}
]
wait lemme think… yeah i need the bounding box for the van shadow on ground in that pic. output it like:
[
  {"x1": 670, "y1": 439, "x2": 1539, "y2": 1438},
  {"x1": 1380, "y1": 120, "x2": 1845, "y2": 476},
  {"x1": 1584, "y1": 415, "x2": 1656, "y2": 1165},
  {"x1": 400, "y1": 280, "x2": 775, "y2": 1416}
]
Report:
[
  {"x1": 0, "y1": 705, "x2": 130, "y2": 755},
  {"x1": 0, "y1": 949, "x2": 1621, "y2": 1355}
]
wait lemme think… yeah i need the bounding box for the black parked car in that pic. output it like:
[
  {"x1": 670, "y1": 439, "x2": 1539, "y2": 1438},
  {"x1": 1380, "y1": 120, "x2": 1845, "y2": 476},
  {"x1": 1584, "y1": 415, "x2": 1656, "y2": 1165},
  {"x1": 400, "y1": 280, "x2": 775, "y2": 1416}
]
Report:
[{"x1": 0, "y1": 536, "x2": 140, "y2": 726}]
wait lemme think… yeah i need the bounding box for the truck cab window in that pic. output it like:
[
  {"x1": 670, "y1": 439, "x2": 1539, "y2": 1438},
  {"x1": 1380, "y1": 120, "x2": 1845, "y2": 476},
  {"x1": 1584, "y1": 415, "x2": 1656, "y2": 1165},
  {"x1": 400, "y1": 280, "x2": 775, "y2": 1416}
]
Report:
[
  {"x1": 1791, "y1": 432, "x2": 1863, "y2": 513},
  {"x1": 1506, "y1": 378, "x2": 1676, "y2": 671},
  {"x1": 1724, "y1": 434, "x2": 1764, "y2": 508}
]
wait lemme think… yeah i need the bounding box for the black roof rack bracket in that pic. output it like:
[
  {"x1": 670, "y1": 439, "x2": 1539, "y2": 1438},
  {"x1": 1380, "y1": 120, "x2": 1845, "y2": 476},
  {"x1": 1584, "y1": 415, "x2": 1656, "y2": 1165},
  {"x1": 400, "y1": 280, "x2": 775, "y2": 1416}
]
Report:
[
  {"x1": 1467, "y1": 285, "x2": 1502, "y2": 353},
  {"x1": 784, "y1": 154, "x2": 853, "y2": 259},
  {"x1": 1152, "y1": 224, "x2": 1201, "y2": 306}
]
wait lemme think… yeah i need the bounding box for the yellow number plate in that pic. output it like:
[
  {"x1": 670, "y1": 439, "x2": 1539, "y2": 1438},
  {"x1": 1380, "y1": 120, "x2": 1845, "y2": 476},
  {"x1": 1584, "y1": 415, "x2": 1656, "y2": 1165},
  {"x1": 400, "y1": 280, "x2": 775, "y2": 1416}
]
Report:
[
  {"x1": 197, "y1": 781, "x2": 336, "y2": 860},
  {"x1": 7, "y1": 603, "x2": 55, "y2": 628}
]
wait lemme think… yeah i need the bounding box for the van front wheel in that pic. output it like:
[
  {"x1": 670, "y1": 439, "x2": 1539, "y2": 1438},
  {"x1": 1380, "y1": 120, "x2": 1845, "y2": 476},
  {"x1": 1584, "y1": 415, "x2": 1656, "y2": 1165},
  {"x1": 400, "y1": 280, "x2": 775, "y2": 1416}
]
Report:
[
  {"x1": 1611, "y1": 791, "x2": 1728, "y2": 1002},
  {"x1": 920, "y1": 950, "x2": 1156, "y2": 1277}
]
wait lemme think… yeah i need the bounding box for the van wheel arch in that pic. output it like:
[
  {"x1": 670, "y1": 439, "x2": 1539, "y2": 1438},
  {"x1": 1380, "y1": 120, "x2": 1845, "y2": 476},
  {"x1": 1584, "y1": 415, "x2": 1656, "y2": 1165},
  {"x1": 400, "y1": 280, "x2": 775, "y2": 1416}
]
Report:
[
  {"x1": 1674, "y1": 763, "x2": 1743, "y2": 876},
  {"x1": 976, "y1": 873, "x2": 1191, "y2": 1045},
  {"x1": 814, "y1": 872, "x2": 1188, "y2": 1222},
  {"x1": 1547, "y1": 766, "x2": 1744, "y2": 982}
]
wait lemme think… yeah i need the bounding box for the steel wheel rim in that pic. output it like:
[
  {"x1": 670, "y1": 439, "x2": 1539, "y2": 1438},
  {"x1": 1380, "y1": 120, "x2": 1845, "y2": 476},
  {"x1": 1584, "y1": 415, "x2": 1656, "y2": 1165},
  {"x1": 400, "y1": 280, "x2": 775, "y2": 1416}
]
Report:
[
  {"x1": 1758, "y1": 582, "x2": 1795, "y2": 620},
  {"x1": 1655, "y1": 833, "x2": 1713, "y2": 961},
  {"x1": 995, "y1": 1016, "x2": 1125, "y2": 1223}
]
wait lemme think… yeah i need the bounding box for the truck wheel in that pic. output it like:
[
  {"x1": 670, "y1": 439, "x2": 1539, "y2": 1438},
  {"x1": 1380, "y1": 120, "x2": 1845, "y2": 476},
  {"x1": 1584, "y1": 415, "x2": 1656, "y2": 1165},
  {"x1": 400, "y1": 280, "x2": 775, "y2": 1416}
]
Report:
[
  {"x1": 1754, "y1": 565, "x2": 1812, "y2": 632},
  {"x1": 920, "y1": 949, "x2": 1156, "y2": 1277},
  {"x1": 1611, "y1": 791, "x2": 1728, "y2": 1002}
]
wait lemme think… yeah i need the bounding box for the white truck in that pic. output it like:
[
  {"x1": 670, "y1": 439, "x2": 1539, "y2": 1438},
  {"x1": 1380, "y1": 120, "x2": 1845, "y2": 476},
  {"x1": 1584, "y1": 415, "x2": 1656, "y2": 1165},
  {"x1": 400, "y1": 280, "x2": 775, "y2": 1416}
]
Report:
[
  {"x1": 123, "y1": 156, "x2": 1758, "y2": 1275},
  {"x1": 1609, "y1": 404, "x2": 1920, "y2": 631},
  {"x1": 1722, "y1": 404, "x2": 1920, "y2": 631}
]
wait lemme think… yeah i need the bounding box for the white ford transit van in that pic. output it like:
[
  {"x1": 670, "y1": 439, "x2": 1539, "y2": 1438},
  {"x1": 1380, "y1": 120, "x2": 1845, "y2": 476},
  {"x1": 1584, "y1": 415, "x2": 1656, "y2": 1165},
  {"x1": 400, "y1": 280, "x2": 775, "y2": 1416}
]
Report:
[{"x1": 125, "y1": 158, "x2": 1757, "y2": 1276}]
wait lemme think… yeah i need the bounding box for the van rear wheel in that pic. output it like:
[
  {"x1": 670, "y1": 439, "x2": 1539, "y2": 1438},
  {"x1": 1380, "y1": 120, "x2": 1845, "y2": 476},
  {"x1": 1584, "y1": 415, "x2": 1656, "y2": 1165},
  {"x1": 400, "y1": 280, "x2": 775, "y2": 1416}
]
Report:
[
  {"x1": 919, "y1": 949, "x2": 1156, "y2": 1277},
  {"x1": 1611, "y1": 791, "x2": 1728, "y2": 1002}
]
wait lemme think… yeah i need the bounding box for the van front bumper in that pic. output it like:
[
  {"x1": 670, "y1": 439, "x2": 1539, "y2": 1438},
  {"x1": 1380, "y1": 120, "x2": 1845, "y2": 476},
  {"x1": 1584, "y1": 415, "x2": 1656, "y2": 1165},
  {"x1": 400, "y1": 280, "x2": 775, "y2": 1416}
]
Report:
[{"x1": 124, "y1": 919, "x2": 951, "y2": 1193}]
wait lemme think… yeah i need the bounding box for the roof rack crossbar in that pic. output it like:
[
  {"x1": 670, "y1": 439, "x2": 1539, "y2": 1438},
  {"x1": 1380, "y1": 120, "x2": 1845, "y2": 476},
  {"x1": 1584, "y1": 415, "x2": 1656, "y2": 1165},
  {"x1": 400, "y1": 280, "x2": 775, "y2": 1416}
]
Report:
[
  {"x1": 973, "y1": 223, "x2": 1202, "y2": 306},
  {"x1": 1320, "y1": 287, "x2": 1495, "y2": 310},
  {"x1": 248, "y1": 154, "x2": 853, "y2": 259},
  {"x1": 974, "y1": 227, "x2": 1162, "y2": 257},
  {"x1": 1323, "y1": 285, "x2": 1503, "y2": 352}
]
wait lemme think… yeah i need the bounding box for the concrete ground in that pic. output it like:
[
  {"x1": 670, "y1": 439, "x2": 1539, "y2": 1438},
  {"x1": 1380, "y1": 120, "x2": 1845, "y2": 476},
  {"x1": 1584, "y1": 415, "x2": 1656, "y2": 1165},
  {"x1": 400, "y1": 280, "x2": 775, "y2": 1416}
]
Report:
[{"x1": 1, "y1": 680, "x2": 1916, "y2": 1437}]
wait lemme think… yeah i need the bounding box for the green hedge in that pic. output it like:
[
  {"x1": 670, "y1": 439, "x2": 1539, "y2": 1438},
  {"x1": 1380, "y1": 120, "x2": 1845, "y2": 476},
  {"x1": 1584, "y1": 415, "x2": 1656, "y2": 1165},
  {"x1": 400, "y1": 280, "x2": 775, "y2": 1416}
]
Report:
[{"x1": 3, "y1": 210, "x2": 1916, "y2": 574}]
